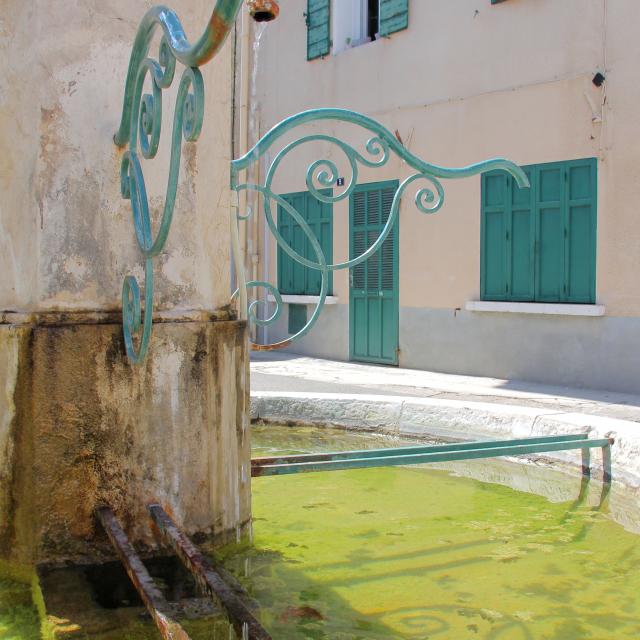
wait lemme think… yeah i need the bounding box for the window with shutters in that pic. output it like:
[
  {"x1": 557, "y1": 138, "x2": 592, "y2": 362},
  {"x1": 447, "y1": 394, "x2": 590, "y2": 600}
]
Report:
[
  {"x1": 309, "y1": 0, "x2": 408, "y2": 59},
  {"x1": 481, "y1": 158, "x2": 597, "y2": 304},
  {"x1": 277, "y1": 190, "x2": 333, "y2": 295}
]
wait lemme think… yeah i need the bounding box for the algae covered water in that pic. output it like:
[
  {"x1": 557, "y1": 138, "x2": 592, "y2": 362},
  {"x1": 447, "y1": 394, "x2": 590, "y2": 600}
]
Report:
[
  {"x1": 218, "y1": 425, "x2": 640, "y2": 639},
  {"x1": 2, "y1": 424, "x2": 640, "y2": 639}
]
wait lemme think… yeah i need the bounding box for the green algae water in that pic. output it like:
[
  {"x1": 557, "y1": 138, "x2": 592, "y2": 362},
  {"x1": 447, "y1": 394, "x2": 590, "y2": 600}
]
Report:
[
  {"x1": 219, "y1": 425, "x2": 640, "y2": 639},
  {"x1": 2, "y1": 424, "x2": 640, "y2": 639}
]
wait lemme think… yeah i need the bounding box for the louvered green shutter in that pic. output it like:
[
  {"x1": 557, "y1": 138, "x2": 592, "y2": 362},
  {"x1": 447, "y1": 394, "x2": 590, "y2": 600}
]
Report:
[
  {"x1": 379, "y1": 0, "x2": 409, "y2": 37},
  {"x1": 535, "y1": 164, "x2": 564, "y2": 301},
  {"x1": 277, "y1": 191, "x2": 333, "y2": 295},
  {"x1": 278, "y1": 193, "x2": 307, "y2": 294},
  {"x1": 349, "y1": 181, "x2": 399, "y2": 365},
  {"x1": 307, "y1": 0, "x2": 331, "y2": 60},
  {"x1": 482, "y1": 159, "x2": 596, "y2": 304},
  {"x1": 481, "y1": 173, "x2": 509, "y2": 300},
  {"x1": 566, "y1": 159, "x2": 597, "y2": 303}
]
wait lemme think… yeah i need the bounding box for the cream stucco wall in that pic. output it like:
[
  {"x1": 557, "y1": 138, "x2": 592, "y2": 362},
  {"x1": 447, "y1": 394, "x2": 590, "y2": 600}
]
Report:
[{"x1": 247, "y1": 0, "x2": 640, "y2": 391}]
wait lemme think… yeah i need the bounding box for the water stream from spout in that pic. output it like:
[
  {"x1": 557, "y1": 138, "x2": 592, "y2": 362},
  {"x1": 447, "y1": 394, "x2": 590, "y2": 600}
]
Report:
[
  {"x1": 233, "y1": 20, "x2": 268, "y2": 583},
  {"x1": 246, "y1": 22, "x2": 268, "y2": 331}
]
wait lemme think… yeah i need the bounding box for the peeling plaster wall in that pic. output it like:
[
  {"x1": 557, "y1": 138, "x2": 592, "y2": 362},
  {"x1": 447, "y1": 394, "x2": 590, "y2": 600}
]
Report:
[
  {"x1": 0, "y1": 329, "x2": 26, "y2": 553},
  {"x1": 0, "y1": 0, "x2": 233, "y2": 312},
  {"x1": 1, "y1": 320, "x2": 250, "y2": 566},
  {"x1": 0, "y1": 0, "x2": 250, "y2": 563}
]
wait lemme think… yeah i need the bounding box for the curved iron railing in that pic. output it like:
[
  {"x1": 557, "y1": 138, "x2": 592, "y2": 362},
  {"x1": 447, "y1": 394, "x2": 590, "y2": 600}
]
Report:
[
  {"x1": 117, "y1": 0, "x2": 243, "y2": 364},
  {"x1": 230, "y1": 108, "x2": 530, "y2": 350}
]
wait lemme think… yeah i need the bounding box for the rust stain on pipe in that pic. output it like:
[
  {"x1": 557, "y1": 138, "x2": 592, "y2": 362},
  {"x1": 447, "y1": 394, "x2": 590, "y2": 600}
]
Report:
[
  {"x1": 148, "y1": 504, "x2": 272, "y2": 640},
  {"x1": 250, "y1": 338, "x2": 292, "y2": 351},
  {"x1": 246, "y1": 0, "x2": 280, "y2": 22},
  {"x1": 96, "y1": 507, "x2": 192, "y2": 640}
]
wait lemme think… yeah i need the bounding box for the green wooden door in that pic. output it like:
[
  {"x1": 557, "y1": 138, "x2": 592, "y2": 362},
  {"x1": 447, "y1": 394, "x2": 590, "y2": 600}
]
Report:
[{"x1": 349, "y1": 181, "x2": 399, "y2": 365}]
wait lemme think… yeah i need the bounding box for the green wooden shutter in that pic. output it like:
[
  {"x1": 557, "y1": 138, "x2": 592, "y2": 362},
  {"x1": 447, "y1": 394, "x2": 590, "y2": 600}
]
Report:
[
  {"x1": 288, "y1": 304, "x2": 308, "y2": 334},
  {"x1": 277, "y1": 191, "x2": 333, "y2": 295},
  {"x1": 481, "y1": 172, "x2": 509, "y2": 300},
  {"x1": 380, "y1": 186, "x2": 396, "y2": 292},
  {"x1": 535, "y1": 163, "x2": 565, "y2": 301},
  {"x1": 536, "y1": 160, "x2": 597, "y2": 303},
  {"x1": 278, "y1": 193, "x2": 307, "y2": 295},
  {"x1": 565, "y1": 159, "x2": 597, "y2": 303},
  {"x1": 307, "y1": 0, "x2": 331, "y2": 60},
  {"x1": 304, "y1": 193, "x2": 333, "y2": 295},
  {"x1": 379, "y1": 0, "x2": 409, "y2": 37},
  {"x1": 509, "y1": 167, "x2": 535, "y2": 300},
  {"x1": 482, "y1": 159, "x2": 596, "y2": 304}
]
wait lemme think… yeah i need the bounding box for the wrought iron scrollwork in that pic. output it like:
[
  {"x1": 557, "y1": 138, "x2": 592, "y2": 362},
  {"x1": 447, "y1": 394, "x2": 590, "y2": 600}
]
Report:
[
  {"x1": 116, "y1": 1, "x2": 244, "y2": 364},
  {"x1": 231, "y1": 108, "x2": 530, "y2": 350}
]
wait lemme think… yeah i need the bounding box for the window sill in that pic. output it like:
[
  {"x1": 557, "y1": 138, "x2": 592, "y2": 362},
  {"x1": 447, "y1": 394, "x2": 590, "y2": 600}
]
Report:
[
  {"x1": 268, "y1": 294, "x2": 339, "y2": 305},
  {"x1": 465, "y1": 301, "x2": 605, "y2": 317}
]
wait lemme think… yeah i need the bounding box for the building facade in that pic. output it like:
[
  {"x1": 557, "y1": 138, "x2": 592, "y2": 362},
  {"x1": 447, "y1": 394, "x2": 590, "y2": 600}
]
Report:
[{"x1": 247, "y1": 0, "x2": 640, "y2": 393}]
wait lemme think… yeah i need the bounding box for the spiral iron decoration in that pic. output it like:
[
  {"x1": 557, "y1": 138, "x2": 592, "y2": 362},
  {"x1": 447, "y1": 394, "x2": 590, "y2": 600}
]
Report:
[
  {"x1": 116, "y1": 1, "x2": 245, "y2": 364},
  {"x1": 230, "y1": 108, "x2": 530, "y2": 350}
]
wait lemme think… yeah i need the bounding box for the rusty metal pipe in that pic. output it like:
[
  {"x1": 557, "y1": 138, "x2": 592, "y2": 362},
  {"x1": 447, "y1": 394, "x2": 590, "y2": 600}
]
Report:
[
  {"x1": 247, "y1": 0, "x2": 280, "y2": 22},
  {"x1": 96, "y1": 507, "x2": 193, "y2": 640},
  {"x1": 148, "y1": 504, "x2": 272, "y2": 640}
]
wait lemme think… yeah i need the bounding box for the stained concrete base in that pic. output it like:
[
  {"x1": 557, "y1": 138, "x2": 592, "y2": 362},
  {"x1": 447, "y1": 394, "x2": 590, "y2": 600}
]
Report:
[{"x1": 0, "y1": 315, "x2": 250, "y2": 567}]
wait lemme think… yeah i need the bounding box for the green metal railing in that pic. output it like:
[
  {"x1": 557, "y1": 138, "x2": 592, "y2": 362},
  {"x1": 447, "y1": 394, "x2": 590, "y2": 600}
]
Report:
[{"x1": 251, "y1": 433, "x2": 614, "y2": 479}]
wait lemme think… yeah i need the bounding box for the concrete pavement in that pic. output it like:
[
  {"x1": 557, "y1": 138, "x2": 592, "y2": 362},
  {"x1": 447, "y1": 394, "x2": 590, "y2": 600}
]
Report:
[{"x1": 250, "y1": 352, "x2": 640, "y2": 488}]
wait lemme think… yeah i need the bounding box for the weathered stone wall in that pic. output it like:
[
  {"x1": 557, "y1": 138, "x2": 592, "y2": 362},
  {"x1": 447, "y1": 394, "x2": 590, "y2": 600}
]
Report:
[
  {"x1": 0, "y1": 0, "x2": 251, "y2": 565},
  {"x1": 0, "y1": 0, "x2": 233, "y2": 313},
  {"x1": 1, "y1": 318, "x2": 250, "y2": 566}
]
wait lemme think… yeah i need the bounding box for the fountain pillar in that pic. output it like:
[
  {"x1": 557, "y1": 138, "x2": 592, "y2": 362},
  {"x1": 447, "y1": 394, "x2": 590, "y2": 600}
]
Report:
[{"x1": 0, "y1": 0, "x2": 251, "y2": 566}]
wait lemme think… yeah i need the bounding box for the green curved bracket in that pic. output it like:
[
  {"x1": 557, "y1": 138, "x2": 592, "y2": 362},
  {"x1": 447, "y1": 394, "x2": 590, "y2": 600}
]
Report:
[
  {"x1": 118, "y1": 0, "x2": 244, "y2": 364},
  {"x1": 230, "y1": 108, "x2": 530, "y2": 351}
]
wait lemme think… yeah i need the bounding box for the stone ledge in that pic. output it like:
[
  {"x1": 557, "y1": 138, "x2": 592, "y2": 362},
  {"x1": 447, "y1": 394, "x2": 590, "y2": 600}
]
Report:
[
  {"x1": 250, "y1": 391, "x2": 640, "y2": 490},
  {"x1": 0, "y1": 308, "x2": 238, "y2": 327},
  {"x1": 465, "y1": 301, "x2": 606, "y2": 316},
  {"x1": 267, "y1": 294, "x2": 339, "y2": 305}
]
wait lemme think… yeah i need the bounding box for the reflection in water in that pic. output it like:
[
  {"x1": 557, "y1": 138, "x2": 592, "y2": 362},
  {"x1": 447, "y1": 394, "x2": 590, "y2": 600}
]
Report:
[{"x1": 215, "y1": 424, "x2": 640, "y2": 639}]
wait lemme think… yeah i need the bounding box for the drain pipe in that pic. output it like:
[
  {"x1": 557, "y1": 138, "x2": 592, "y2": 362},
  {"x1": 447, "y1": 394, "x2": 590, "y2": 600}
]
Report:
[{"x1": 238, "y1": 10, "x2": 252, "y2": 334}]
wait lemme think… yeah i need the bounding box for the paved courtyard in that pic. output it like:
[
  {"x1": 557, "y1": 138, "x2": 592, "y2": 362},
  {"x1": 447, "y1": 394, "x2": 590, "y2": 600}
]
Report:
[{"x1": 251, "y1": 351, "x2": 640, "y2": 423}]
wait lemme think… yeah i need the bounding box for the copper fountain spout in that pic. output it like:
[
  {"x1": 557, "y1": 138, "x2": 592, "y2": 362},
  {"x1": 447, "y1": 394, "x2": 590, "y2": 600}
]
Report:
[{"x1": 247, "y1": 0, "x2": 280, "y2": 22}]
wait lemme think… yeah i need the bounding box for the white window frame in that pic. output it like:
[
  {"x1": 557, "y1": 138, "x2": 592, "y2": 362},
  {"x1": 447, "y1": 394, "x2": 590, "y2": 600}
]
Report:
[{"x1": 332, "y1": 0, "x2": 379, "y2": 55}]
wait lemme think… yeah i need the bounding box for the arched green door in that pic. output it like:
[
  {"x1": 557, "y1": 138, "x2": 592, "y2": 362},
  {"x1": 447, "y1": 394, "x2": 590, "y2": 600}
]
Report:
[{"x1": 349, "y1": 181, "x2": 399, "y2": 365}]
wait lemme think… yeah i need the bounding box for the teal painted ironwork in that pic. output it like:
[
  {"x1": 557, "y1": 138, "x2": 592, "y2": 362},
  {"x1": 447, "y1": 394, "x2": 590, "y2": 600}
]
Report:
[
  {"x1": 117, "y1": 0, "x2": 247, "y2": 364},
  {"x1": 230, "y1": 108, "x2": 530, "y2": 350},
  {"x1": 251, "y1": 434, "x2": 614, "y2": 477}
]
